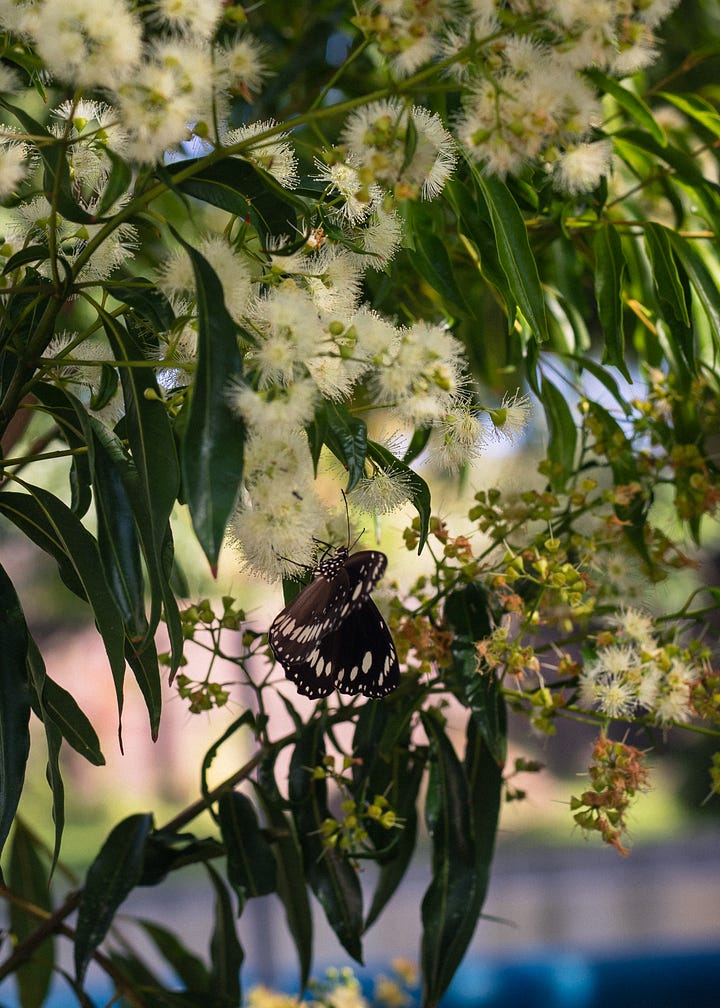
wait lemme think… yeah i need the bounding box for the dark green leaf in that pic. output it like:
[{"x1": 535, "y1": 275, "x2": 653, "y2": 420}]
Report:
[
  {"x1": 0, "y1": 563, "x2": 32, "y2": 858},
  {"x1": 218, "y1": 791, "x2": 277, "y2": 904},
  {"x1": 594, "y1": 224, "x2": 630, "y2": 381},
  {"x1": 586, "y1": 71, "x2": 666, "y2": 145},
  {"x1": 125, "y1": 636, "x2": 162, "y2": 742},
  {"x1": 559, "y1": 353, "x2": 632, "y2": 415},
  {"x1": 366, "y1": 439, "x2": 430, "y2": 552},
  {"x1": 33, "y1": 383, "x2": 93, "y2": 518},
  {"x1": 0, "y1": 483, "x2": 127, "y2": 725},
  {"x1": 174, "y1": 235, "x2": 245, "y2": 573},
  {"x1": 254, "y1": 772, "x2": 313, "y2": 991},
  {"x1": 662, "y1": 228, "x2": 720, "y2": 355},
  {"x1": 364, "y1": 750, "x2": 425, "y2": 931},
  {"x1": 74, "y1": 813, "x2": 154, "y2": 983},
  {"x1": 444, "y1": 582, "x2": 492, "y2": 643},
  {"x1": 613, "y1": 128, "x2": 707, "y2": 187},
  {"x1": 316, "y1": 401, "x2": 368, "y2": 492},
  {"x1": 108, "y1": 277, "x2": 176, "y2": 333},
  {"x1": 9, "y1": 820, "x2": 54, "y2": 1008},
  {"x1": 139, "y1": 830, "x2": 224, "y2": 887},
  {"x1": 2, "y1": 244, "x2": 51, "y2": 274},
  {"x1": 166, "y1": 158, "x2": 301, "y2": 237},
  {"x1": 471, "y1": 169, "x2": 549, "y2": 342},
  {"x1": 95, "y1": 147, "x2": 133, "y2": 216},
  {"x1": 420, "y1": 714, "x2": 493, "y2": 1008},
  {"x1": 456, "y1": 651, "x2": 507, "y2": 768},
  {"x1": 289, "y1": 719, "x2": 363, "y2": 963},
  {"x1": 89, "y1": 418, "x2": 184, "y2": 682},
  {"x1": 206, "y1": 862, "x2": 244, "y2": 1007},
  {"x1": 92, "y1": 425, "x2": 148, "y2": 640},
  {"x1": 644, "y1": 222, "x2": 691, "y2": 326},
  {"x1": 539, "y1": 376, "x2": 578, "y2": 490},
  {"x1": 405, "y1": 206, "x2": 470, "y2": 314},
  {"x1": 26, "y1": 638, "x2": 66, "y2": 873},
  {"x1": 138, "y1": 919, "x2": 211, "y2": 994}
]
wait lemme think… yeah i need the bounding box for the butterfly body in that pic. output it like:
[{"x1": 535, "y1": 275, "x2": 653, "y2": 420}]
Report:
[{"x1": 269, "y1": 547, "x2": 400, "y2": 699}]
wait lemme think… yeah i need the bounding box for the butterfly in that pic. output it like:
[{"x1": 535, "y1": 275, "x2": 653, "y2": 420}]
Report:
[{"x1": 269, "y1": 547, "x2": 400, "y2": 699}]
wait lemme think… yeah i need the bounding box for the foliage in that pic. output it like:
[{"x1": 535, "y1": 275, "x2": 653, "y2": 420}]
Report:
[{"x1": 1, "y1": 1, "x2": 720, "y2": 1006}]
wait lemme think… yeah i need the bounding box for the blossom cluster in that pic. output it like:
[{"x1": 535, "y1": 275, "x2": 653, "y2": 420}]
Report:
[
  {"x1": 578, "y1": 608, "x2": 701, "y2": 725},
  {"x1": 352, "y1": 0, "x2": 679, "y2": 190}
]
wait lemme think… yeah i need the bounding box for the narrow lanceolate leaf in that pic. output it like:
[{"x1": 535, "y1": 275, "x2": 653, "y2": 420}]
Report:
[
  {"x1": 289, "y1": 719, "x2": 363, "y2": 963},
  {"x1": 0, "y1": 483, "x2": 126, "y2": 723},
  {"x1": 586, "y1": 71, "x2": 666, "y2": 146},
  {"x1": 539, "y1": 375, "x2": 578, "y2": 491},
  {"x1": 175, "y1": 236, "x2": 246, "y2": 572},
  {"x1": 89, "y1": 418, "x2": 184, "y2": 683},
  {"x1": 26, "y1": 638, "x2": 66, "y2": 874},
  {"x1": 420, "y1": 714, "x2": 495, "y2": 1008},
  {"x1": 9, "y1": 820, "x2": 54, "y2": 1008},
  {"x1": 206, "y1": 862, "x2": 244, "y2": 1007},
  {"x1": 0, "y1": 563, "x2": 32, "y2": 858},
  {"x1": 218, "y1": 791, "x2": 277, "y2": 906},
  {"x1": 98, "y1": 308, "x2": 180, "y2": 551},
  {"x1": 471, "y1": 169, "x2": 549, "y2": 342},
  {"x1": 137, "y1": 919, "x2": 211, "y2": 995},
  {"x1": 74, "y1": 813, "x2": 154, "y2": 984},
  {"x1": 662, "y1": 227, "x2": 720, "y2": 356},
  {"x1": 594, "y1": 224, "x2": 630, "y2": 381},
  {"x1": 124, "y1": 636, "x2": 162, "y2": 742},
  {"x1": 33, "y1": 383, "x2": 93, "y2": 518},
  {"x1": 255, "y1": 768, "x2": 313, "y2": 991}
]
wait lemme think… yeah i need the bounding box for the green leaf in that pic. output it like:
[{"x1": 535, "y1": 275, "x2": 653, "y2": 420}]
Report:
[
  {"x1": 74, "y1": 813, "x2": 154, "y2": 983},
  {"x1": 586, "y1": 71, "x2": 666, "y2": 145},
  {"x1": 89, "y1": 418, "x2": 184, "y2": 683},
  {"x1": 662, "y1": 227, "x2": 720, "y2": 355},
  {"x1": 108, "y1": 277, "x2": 176, "y2": 333},
  {"x1": 33, "y1": 383, "x2": 93, "y2": 518},
  {"x1": 0, "y1": 483, "x2": 127, "y2": 725},
  {"x1": 9, "y1": 820, "x2": 54, "y2": 1008},
  {"x1": 289, "y1": 719, "x2": 363, "y2": 963},
  {"x1": 539, "y1": 376, "x2": 578, "y2": 491},
  {"x1": 405, "y1": 204, "x2": 470, "y2": 314},
  {"x1": 594, "y1": 224, "x2": 630, "y2": 381},
  {"x1": 363, "y1": 750, "x2": 425, "y2": 932},
  {"x1": 420, "y1": 714, "x2": 494, "y2": 1008},
  {"x1": 138, "y1": 919, "x2": 211, "y2": 994},
  {"x1": 139, "y1": 829, "x2": 224, "y2": 887},
  {"x1": 174, "y1": 235, "x2": 246, "y2": 573},
  {"x1": 316, "y1": 401, "x2": 368, "y2": 492},
  {"x1": 558, "y1": 352, "x2": 632, "y2": 415},
  {"x1": 206, "y1": 862, "x2": 244, "y2": 1007},
  {"x1": 471, "y1": 169, "x2": 549, "y2": 342},
  {"x1": 0, "y1": 564, "x2": 32, "y2": 858},
  {"x1": 366, "y1": 439, "x2": 431, "y2": 552},
  {"x1": 98, "y1": 309, "x2": 180, "y2": 553},
  {"x1": 125, "y1": 636, "x2": 162, "y2": 742},
  {"x1": 444, "y1": 582, "x2": 492, "y2": 643},
  {"x1": 644, "y1": 222, "x2": 691, "y2": 327},
  {"x1": 25, "y1": 639, "x2": 66, "y2": 873},
  {"x1": 254, "y1": 771, "x2": 313, "y2": 991},
  {"x1": 218, "y1": 791, "x2": 277, "y2": 905},
  {"x1": 613, "y1": 128, "x2": 707, "y2": 187},
  {"x1": 166, "y1": 158, "x2": 301, "y2": 237},
  {"x1": 659, "y1": 91, "x2": 720, "y2": 140},
  {"x1": 200, "y1": 711, "x2": 256, "y2": 812},
  {"x1": 456, "y1": 652, "x2": 507, "y2": 768},
  {"x1": 92, "y1": 424, "x2": 148, "y2": 641},
  {"x1": 95, "y1": 146, "x2": 133, "y2": 216}
]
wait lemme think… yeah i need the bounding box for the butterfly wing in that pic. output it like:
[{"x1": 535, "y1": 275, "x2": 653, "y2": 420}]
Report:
[
  {"x1": 281, "y1": 599, "x2": 399, "y2": 699},
  {"x1": 269, "y1": 549, "x2": 388, "y2": 670},
  {"x1": 269, "y1": 547, "x2": 399, "y2": 699}
]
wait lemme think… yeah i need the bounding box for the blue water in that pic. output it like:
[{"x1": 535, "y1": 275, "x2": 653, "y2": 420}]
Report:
[{"x1": 4, "y1": 946, "x2": 719, "y2": 1008}]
